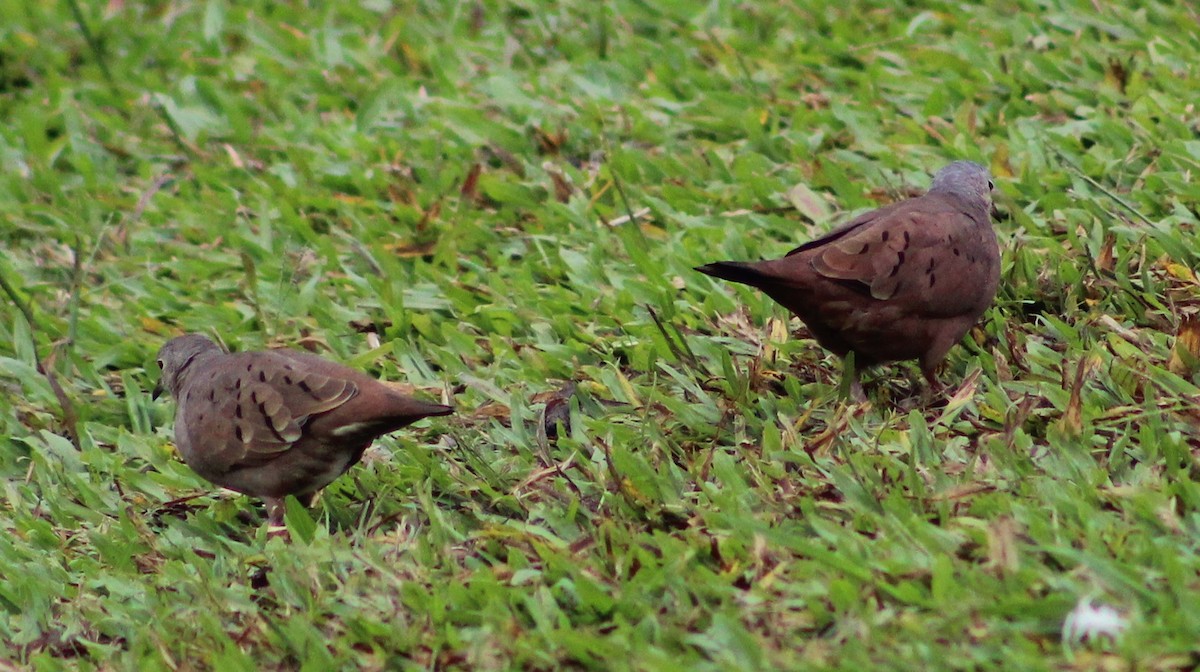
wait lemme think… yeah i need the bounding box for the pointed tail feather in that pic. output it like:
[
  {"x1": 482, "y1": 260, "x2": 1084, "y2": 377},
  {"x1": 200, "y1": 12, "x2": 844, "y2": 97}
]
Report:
[
  {"x1": 695, "y1": 261, "x2": 772, "y2": 287},
  {"x1": 330, "y1": 398, "x2": 452, "y2": 440},
  {"x1": 398, "y1": 399, "x2": 454, "y2": 420}
]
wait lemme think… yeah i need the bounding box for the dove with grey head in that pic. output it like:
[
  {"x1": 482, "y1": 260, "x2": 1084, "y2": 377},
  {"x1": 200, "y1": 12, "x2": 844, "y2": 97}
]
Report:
[
  {"x1": 154, "y1": 333, "x2": 453, "y2": 530},
  {"x1": 696, "y1": 161, "x2": 1000, "y2": 400}
]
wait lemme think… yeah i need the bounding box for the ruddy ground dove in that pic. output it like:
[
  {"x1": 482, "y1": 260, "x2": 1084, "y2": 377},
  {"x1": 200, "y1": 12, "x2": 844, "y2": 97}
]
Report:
[
  {"x1": 153, "y1": 334, "x2": 453, "y2": 529},
  {"x1": 697, "y1": 161, "x2": 1000, "y2": 400}
]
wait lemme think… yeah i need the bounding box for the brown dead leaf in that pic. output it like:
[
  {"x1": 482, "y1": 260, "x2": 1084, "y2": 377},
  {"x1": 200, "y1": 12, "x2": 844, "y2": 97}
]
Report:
[
  {"x1": 418, "y1": 200, "x2": 442, "y2": 228},
  {"x1": 484, "y1": 144, "x2": 525, "y2": 177},
  {"x1": 1058, "y1": 354, "x2": 1100, "y2": 437},
  {"x1": 288, "y1": 335, "x2": 329, "y2": 353},
  {"x1": 1105, "y1": 56, "x2": 1131, "y2": 94},
  {"x1": 383, "y1": 239, "x2": 437, "y2": 258},
  {"x1": 1169, "y1": 316, "x2": 1200, "y2": 375},
  {"x1": 389, "y1": 182, "x2": 417, "y2": 206},
  {"x1": 986, "y1": 516, "x2": 1019, "y2": 575},
  {"x1": 532, "y1": 126, "x2": 568, "y2": 155},
  {"x1": 473, "y1": 401, "x2": 511, "y2": 421},
  {"x1": 1095, "y1": 233, "x2": 1115, "y2": 273},
  {"x1": 801, "y1": 92, "x2": 829, "y2": 109},
  {"x1": 546, "y1": 166, "x2": 574, "y2": 203},
  {"x1": 460, "y1": 163, "x2": 482, "y2": 202},
  {"x1": 536, "y1": 381, "x2": 577, "y2": 440}
]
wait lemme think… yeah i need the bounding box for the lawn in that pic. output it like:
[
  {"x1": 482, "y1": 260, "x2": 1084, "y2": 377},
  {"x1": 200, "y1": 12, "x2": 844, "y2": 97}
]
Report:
[{"x1": 2, "y1": 0, "x2": 1200, "y2": 669}]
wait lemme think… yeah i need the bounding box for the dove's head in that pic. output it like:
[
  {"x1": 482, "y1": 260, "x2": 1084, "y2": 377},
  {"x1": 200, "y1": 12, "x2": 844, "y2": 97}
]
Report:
[
  {"x1": 154, "y1": 333, "x2": 222, "y2": 400},
  {"x1": 929, "y1": 161, "x2": 993, "y2": 209}
]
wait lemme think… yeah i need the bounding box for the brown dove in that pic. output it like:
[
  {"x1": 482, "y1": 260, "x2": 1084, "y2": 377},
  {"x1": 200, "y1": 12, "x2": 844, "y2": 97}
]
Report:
[
  {"x1": 153, "y1": 334, "x2": 453, "y2": 529},
  {"x1": 696, "y1": 161, "x2": 999, "y2": 400}
]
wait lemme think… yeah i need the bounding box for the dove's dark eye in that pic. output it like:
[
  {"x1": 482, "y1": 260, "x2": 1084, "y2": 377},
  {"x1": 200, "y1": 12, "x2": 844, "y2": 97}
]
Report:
[
  {"x1": 157, "y1": 359, "x2": 165, "y2": 370},
  {"x1": 987, "y1": 180, "x2": 994, "y2": 190}
]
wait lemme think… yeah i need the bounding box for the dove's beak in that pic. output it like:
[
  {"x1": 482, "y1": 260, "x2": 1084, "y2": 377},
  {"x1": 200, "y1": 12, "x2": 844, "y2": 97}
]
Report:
[{"x1": 152, "y1": 379, "x2": 164, "y2": 401}]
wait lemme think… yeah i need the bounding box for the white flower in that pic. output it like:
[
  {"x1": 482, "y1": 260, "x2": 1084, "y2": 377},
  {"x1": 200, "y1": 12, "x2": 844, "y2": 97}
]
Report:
[{"x1": 1062, "y1": 597, "x2": 1129, "y2": 643}]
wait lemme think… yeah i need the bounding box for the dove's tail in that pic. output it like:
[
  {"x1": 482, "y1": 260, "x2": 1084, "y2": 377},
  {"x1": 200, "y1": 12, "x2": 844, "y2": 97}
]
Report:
[
  {"x1": 695, "y1": 261, "x2": 773, "y2": 287},
  {"x1": 387, "y1": 397, "x2": 454, "y2": 422}
]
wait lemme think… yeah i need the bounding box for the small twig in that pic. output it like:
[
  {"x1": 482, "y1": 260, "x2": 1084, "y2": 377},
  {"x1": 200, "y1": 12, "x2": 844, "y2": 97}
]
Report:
[
  {"x1": 115, "y1": 173, "x2": 173, "y2": 251},
  {"x1": 645, "y1": 304, "x2": 698, "y2": 368},
  {"x1": 1053, "y1": 148, "x2": 1154, "y2": 226},
  {"x1": 0, "y1": 270, "x2": 80, "y2": 448},
  {"x1": 335, "y1": 229, "x2": 385, "y2": 275},
  {"x1": 1075, "y1": 171, "x2": 1154, "y2": 226},
  {"x1": 606, "y1": 154, "x2": 642, "y2": 233}
]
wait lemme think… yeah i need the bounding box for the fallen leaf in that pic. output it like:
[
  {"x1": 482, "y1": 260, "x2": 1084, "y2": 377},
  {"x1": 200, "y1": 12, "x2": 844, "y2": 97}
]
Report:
[
  {"x1": 1095, "y1": 233, "x2": 1115, "y2": 272},
  {"x1": 544, "y1": 163, "x2": 574, "y2": 203},
  {"x1": 784, "y1": 183, "x2": 830, "y2": 223},
  {"x1": 461, "y1": 163, "x2": 482, "y2": 202},
  {"x1": 384, "y1": 239, "x2": 438, "y2": 258},
  {"x1": 473, "y1": 402, "x2": 511, "y2": 421},
  {"x1": 986, "y1": 516, "x2": 1019, "y2": 575},
  {"x1": 1168, "y1": 316, "x2": 1200, "y2": 375},
  {"x1": 532, "y1": 126, "x2": 567, "y2": 155}
]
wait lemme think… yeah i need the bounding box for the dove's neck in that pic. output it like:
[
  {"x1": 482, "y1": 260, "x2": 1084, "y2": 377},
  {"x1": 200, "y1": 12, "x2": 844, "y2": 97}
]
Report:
[
  {"x1": 933, "y1": 190, "x2": 991, "y2": 226},
  {"x1": 171, "y1": 348, "x2": 220, "y2": 396}
]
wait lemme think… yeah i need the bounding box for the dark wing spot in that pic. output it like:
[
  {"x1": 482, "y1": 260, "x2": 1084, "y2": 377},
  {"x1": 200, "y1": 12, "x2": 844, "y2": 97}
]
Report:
[
  {"x1": 208, "y1": 390, "x2": 215, "y2": 402},
  {"x1": 953, "y1": 247, "x2": 961, "y2": 256},
  {"x1": 235, "y1": 405, "x2": 243, "y2": 419},
  {"x1": 927, "y1": 259, "x2": 935, "y2": 272},
  {"x1": 929, "y1": 273, "x2": 936, "y2": 287},
  {"x1": 246, "y1": 364, "x2": 252, "y2": 372},
  {"x1": 235, "y1": 426, "x2": 244, "y2": 442},
  {"x1": 260, "y1": 403, "x2": 288, "y2": 441},
  {"x1": 284, "y1": 375, "x2": 293, "y2": 385},
  {"x1": 897, "y1": 251, "x2": 906, "y2": 264},
  {"x1": 902, "y1": 231, "x2": 911, "y2": 247},
  {"x1": 881, "y1": 230, "x2": 890, "y2": 241},
  {"x1": 258, "y1": 371, "x2": 267, "y2": 383},
  {"x1": 235, "y1": 378, "x2": 242, "y2": 389},
  {"x1": 298, "y1": 380, "x2": 313, "y2": 395},
  {"x1": 889, "y1": 264, "x2": 901, "y2": 277},
  {"x1": 858, "y1": 243, "x2": 870, "y2": 254}
]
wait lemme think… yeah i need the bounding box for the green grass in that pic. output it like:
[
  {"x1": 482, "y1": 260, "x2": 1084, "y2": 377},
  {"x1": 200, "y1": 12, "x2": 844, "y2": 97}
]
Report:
[{"x1": 2, "y1": 0, "x2": 1200, "y2": 668}]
